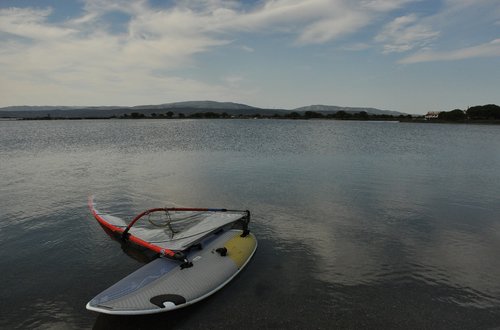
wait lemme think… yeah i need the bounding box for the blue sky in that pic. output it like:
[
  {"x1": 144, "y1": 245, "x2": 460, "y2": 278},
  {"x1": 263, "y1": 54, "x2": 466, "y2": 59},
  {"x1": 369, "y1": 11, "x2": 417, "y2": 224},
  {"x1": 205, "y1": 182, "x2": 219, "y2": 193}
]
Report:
[{"x1": 0, "y1": 0, "x2": 499, "y2": 114}]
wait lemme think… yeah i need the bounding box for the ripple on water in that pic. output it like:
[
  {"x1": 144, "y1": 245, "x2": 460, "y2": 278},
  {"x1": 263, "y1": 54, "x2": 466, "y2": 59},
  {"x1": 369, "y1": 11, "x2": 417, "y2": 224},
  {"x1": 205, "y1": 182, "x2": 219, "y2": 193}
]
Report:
[{"x1": 1, "y1": 120, "x2": 500, "y2": 329}]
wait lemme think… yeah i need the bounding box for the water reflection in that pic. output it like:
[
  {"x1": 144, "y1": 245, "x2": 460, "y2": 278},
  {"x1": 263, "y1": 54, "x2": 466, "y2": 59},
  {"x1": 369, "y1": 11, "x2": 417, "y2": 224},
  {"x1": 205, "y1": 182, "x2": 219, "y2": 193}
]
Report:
[{"x1": 1, "y1": 120, "x2": 500, "y2": 328}]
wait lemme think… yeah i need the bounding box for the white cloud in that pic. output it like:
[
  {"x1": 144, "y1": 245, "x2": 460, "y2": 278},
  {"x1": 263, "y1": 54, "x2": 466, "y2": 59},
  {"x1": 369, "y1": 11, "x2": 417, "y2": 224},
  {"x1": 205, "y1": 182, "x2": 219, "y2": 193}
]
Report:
[
  {"x1": 0, "y1": 7, "x2": 76, "y2": 40},
  {"x1": 383, "y1": 0, "x2": 500, "y2": 63},
  {"x1": 233, "y1": 0, "x2": 414, "y2": 45},
  {"x1": 2, "y1": 0, "x2": 472, "y2": 106},
  {"x1": 443, "y1": 0, "x2": 494, "y2": 11},
  {"x1": 361, "y1": 0, "x2": 415, "y2": 12},
  {"x1": 375, "y1": 14, "x2": 440, "y2": 53},
  {"x1": 240, "y1": 45, "x2": 255, "y2": 52},
  {"x1": 223, "y1": 75, "x2": 244, "y2": 89},
  {"x1": 296, "y1": 10, "x2": 371, "y2": 45},
  {"x1": 0, "y1": 0, "x2": 417, "y2": 105},
  {"x1": 400, "y1": 39, "x2": 500, "y2": 63},
  {"x1": 0, "y1": 2, "x2": 235, "y2": 106}
]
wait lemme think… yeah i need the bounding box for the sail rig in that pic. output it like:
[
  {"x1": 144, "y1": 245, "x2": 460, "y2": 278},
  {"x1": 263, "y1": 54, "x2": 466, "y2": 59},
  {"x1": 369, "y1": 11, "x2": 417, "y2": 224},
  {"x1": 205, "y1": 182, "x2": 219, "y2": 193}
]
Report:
[{"x1": 88, "y1": 196, "x2": 250, "y2": 266}]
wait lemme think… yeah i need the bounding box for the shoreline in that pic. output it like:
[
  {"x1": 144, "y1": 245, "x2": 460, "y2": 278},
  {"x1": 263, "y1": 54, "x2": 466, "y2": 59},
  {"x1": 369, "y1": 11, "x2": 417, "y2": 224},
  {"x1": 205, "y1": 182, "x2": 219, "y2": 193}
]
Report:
[{"x1": 3, "y1": 116, "x2": 500, "y2": 125}]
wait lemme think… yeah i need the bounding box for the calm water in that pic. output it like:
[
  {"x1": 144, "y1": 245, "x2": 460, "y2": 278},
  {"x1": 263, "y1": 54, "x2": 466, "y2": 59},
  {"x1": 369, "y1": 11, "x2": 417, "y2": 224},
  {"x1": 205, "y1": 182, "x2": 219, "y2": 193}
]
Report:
[{"x1": 1, "y1": 119, "x2": 500, "y2": 329}]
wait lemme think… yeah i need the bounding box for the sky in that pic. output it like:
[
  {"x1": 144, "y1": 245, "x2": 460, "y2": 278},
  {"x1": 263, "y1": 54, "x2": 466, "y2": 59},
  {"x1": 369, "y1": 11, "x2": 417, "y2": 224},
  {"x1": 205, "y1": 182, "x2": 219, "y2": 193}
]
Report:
[{"x1": 0, "y1": 0, "x2": 499, "y2": 114}]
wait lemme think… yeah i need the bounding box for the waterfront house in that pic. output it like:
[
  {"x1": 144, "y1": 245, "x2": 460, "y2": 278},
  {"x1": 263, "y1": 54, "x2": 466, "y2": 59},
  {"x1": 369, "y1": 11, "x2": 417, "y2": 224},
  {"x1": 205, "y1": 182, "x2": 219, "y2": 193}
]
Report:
[{"x1": 425, "y1": 112, "x2": 441, "y2": 120}]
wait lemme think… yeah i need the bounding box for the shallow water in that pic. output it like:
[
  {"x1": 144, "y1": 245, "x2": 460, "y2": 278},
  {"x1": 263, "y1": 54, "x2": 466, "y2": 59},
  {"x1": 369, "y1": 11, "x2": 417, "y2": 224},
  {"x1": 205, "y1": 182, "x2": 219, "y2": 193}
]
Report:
[{"x1": 1, "y1": 119, "x2": 500, "y2": 329}]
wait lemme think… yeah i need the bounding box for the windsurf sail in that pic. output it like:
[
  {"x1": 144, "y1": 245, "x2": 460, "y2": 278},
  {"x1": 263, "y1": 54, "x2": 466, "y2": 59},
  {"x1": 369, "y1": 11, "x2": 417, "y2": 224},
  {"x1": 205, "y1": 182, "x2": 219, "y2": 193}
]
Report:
[{"x1": 88, "y1": 196, "x2": 250, "y2": 262}]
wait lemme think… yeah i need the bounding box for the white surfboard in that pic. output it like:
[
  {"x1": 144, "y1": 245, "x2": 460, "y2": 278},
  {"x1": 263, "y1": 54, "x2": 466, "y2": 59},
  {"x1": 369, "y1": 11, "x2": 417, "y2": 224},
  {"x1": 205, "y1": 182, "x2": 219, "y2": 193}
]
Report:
[{"x1": 87, "y1": 198, "x2": 257, "y2": 315}]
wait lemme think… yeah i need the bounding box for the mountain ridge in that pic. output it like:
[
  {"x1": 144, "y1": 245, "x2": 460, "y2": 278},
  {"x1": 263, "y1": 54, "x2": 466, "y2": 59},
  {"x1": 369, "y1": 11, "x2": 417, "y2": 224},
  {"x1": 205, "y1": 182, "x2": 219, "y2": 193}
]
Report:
[{"x1": 0, "y1": 101, "x2": 406, "y2": 118}]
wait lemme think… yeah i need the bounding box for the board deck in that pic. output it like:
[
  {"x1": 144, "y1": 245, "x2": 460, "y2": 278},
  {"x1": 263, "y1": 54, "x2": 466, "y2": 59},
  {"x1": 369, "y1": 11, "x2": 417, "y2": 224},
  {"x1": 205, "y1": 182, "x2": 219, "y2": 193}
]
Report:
[{"x1": 87, "y1": 229, "x2": 257, "y2": 315}]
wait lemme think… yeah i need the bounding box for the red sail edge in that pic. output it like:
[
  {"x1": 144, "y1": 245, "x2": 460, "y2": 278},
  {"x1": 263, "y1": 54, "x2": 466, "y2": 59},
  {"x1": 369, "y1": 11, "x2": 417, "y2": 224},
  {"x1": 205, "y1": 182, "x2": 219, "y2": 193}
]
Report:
[{"x1": 87, "y1": 196, "x2": 176, "y2": 258}]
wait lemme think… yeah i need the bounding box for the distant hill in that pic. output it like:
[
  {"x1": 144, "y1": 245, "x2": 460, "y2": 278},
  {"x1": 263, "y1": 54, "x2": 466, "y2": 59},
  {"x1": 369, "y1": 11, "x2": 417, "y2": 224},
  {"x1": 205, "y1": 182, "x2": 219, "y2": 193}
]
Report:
[
  {"x1": 0, "y1": 105, "x2": 81, "y2": 112},
  {"x1": 0, "y1": 101, "x2": 257, "y2": 112},
  {"x1": 131, "y1": 101, "x2": 259, "y2": 110},
  {"x1": 0, "y1": 101, "x2": 405, "y2": 118}
]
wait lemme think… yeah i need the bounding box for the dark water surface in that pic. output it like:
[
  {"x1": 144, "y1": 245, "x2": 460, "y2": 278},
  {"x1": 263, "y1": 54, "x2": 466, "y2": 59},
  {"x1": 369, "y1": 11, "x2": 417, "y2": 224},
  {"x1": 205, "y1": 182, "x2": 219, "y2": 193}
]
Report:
[{"x1": 1, "y1": 119, "x2": 500, "y2": 329}]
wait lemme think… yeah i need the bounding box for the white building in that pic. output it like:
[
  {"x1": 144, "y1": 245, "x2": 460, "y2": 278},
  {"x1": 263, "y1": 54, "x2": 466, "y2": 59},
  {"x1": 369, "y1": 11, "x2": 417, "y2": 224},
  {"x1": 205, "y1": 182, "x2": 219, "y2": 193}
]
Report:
[{"x1": 425, "y1": 112, "x2": 441, "y2": 120}]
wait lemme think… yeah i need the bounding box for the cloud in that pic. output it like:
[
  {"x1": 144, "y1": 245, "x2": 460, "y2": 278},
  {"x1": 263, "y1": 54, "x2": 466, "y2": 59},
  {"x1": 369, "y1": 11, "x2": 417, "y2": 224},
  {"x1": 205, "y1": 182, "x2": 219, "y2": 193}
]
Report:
[
  {"x1": 375, "y1": 14, "x2": 440, "y2": 53},
  {"x1": 361, "y1": 0, "x2": 416, "y2": 12},
  {"x1": 400, "y1": 39, "x2": 500, "y2": 63},
  {"x1": 0, "y1": 7, "x2": 76, "y2": 40},
  {"x1": 223, "y1": 75, "x2": 244, "y2": 89},
  {"x1": 0, "y1": 2, "x2": 236, "y2": 105},
  {"x1": 3, "y1": 0, "x2": 479, "y2": 106},
  {"x1": 295, "y1": 10, "x2": 371, "y2": 45},
  {"x1": 240, "y1": 45, "x2": 255, "y2": 52},
  {"x1": 231, "y1": 0, "x2": 415, "y2": 45},
  {"x1": 382, "y1": 0, "x2": 500, "y2": 62},
  {"x1": 0, "y1": 0, "x2": 414, "y2": 104}
]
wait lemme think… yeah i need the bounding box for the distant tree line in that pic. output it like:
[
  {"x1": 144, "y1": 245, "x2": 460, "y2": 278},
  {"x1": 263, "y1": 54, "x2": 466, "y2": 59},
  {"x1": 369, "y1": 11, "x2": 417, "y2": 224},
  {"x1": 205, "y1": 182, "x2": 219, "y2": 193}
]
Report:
[
  {"x1": 119, "y1": 110, "x2": 413, "y2": 120},
  {"x1": 467, "y1": 104, "x2": 500, "y2": 120},
  {"x1": 436, "y1": 104, "x2": 500, "y2": 121},
  {"x1": 13, "y1": 104, "x2": 499, "y2": 122},
  {"x1": 121, "y1": 111, "x2": 176, "y2": 119}
]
